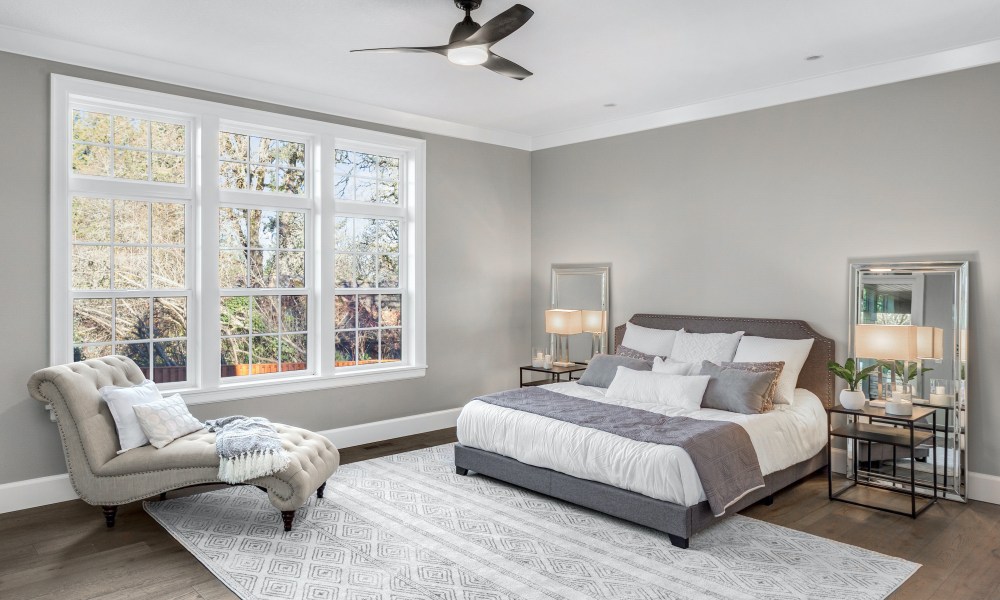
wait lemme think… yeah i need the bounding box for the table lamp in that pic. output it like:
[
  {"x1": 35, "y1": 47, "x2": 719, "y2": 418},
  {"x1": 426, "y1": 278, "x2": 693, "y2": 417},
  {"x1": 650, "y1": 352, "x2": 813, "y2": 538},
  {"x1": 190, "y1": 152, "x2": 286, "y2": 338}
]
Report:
[
  {"x1": 546, "y1": 309, "x2": 583, "y2": 367},
  {"x1": 581, "y1": 310, "x2": 607, "y2": 360},
  {"x1": 854, "y1": 324, "x2": 918, "y2": 414}
]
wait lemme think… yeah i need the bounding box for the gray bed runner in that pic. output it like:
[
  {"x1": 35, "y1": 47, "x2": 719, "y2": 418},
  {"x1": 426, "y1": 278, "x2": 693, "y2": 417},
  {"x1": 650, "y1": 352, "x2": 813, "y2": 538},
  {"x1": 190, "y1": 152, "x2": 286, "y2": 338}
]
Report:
[{"x1": 473, "y1": 387, "x2": 764, "y2": 516}]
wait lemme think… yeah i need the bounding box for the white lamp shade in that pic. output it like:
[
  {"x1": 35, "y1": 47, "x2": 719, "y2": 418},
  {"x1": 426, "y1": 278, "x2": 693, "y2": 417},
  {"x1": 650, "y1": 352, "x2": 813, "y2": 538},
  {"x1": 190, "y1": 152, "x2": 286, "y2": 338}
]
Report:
[
  {"x1": 545, "y1": 309, "x2": 583, "y2": 335},
  {"x1": 916, "y1": 326, "x2": 944, "y2": 360},
  {"x1": 854, "y1": 324, "x2": 918, "y2": 361},
  {"x1": 581, "y1": 310, "x2": 606, "y2": 334}
]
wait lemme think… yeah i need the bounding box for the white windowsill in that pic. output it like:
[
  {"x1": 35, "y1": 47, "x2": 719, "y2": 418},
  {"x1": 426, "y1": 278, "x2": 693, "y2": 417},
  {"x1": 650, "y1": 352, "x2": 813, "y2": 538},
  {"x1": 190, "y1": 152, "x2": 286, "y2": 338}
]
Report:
[{"x1": 173, "y1": 364, "x2": 428, "y2": 405}]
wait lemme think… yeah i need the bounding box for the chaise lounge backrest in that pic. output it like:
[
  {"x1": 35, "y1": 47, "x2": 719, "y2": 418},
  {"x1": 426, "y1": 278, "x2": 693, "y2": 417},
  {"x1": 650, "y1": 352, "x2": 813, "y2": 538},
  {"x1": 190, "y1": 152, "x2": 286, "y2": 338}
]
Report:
[{"x1": 27, "y1": 356, "x2": 145, "y2": 483}]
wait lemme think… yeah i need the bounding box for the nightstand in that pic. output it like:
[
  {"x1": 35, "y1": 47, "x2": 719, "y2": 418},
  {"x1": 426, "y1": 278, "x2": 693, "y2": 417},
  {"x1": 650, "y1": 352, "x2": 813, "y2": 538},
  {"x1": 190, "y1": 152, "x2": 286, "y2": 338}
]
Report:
[
  {"x1": 520, "y1": 363, "x2": 587, "y2": 387},
  {"x1": 828, "y1": 403, "x2": 938, "y2": 518}
]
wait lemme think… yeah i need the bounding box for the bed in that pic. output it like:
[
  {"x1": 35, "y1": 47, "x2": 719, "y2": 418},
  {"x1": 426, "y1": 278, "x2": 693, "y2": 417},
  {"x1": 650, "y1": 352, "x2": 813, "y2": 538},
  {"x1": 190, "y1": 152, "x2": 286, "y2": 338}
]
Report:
[{"x1": 454, "y1": 314, "x2": 835, "y2": 549}]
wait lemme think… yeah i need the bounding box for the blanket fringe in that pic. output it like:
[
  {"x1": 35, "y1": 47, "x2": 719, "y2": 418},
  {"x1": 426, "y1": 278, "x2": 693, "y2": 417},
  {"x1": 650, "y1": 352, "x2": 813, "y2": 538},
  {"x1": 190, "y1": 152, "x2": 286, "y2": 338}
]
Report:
[{"x1": 217, "y1": 449, "x2": 291, "y2": 484}]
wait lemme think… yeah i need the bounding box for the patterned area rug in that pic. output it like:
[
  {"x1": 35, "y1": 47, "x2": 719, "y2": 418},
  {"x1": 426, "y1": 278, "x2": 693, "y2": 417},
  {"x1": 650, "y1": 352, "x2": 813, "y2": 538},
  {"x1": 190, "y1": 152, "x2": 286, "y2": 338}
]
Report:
[{"x1": 145, "y1": 444, "x2": 918, "y2": 600}]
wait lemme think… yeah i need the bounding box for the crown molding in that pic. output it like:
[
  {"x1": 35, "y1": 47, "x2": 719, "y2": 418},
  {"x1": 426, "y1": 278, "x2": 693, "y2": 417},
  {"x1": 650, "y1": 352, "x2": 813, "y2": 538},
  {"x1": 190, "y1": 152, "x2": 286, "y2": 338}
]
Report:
[
  {"x1": 2, "y1": 24, "x2": 999, "y2": 152},
  {"x1": 530, "y1": 38, "x2": 1000, "y2": 150},
  {"x1": 0, "y1": 24, "x2": 533, "y2": 151}
]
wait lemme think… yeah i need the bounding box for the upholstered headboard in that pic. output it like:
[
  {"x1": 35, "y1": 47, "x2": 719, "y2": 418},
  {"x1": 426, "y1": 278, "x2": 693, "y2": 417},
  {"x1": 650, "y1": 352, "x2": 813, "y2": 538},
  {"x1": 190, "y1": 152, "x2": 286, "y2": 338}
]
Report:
[{"x1": 614, "y1": 314, "x2": 835, "y2": 407}]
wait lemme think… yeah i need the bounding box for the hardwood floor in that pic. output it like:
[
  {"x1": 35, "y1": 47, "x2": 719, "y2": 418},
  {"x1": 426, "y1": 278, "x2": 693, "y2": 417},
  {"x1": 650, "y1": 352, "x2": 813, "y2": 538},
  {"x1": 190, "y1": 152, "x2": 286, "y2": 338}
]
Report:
[{"x1": 2, "y1": 428, "x2": 998, "y2": 599}]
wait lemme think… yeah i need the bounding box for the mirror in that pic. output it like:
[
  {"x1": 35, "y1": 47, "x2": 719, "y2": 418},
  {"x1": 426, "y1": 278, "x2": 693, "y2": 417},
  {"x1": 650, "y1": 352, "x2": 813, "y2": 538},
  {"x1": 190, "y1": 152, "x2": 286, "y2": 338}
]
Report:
[
  {"x1": 550, "y1": 264, "x2": 610, "y2": 363},
  {"x1": 849, "y1": 260, "x2": 969, "y2": 501}
]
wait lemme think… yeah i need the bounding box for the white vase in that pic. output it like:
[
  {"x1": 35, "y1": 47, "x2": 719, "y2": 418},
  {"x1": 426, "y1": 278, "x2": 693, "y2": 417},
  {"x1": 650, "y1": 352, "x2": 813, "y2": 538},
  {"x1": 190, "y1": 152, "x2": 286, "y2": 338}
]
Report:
[{"x1": 840, "y1": 389, "x2": 866, "y2": 410}]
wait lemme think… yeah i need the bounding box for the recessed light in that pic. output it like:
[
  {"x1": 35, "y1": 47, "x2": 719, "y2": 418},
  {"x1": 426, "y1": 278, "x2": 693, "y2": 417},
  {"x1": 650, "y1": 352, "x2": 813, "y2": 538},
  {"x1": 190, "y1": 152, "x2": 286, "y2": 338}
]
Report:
[
  {"x1": 603, "y1": 103, "x2": 617, "y2": 108},
  {"x1": 805, "y1": 55, "x2": 823, "y2": 61}
]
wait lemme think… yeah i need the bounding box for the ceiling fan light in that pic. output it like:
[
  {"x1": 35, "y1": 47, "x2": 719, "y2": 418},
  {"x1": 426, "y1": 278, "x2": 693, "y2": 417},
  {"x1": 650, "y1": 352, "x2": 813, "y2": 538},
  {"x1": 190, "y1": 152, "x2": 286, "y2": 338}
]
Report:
[{"x1": 447, "y1": 46, "x2": 489, "y2": 66}]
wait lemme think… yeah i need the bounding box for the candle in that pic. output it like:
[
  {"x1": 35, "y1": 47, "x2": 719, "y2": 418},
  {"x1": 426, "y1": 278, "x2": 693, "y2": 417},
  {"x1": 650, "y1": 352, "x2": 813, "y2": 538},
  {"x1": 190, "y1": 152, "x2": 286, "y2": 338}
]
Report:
[{"x1": 934, "y1": 385, "x2": 946, "y2": 394}]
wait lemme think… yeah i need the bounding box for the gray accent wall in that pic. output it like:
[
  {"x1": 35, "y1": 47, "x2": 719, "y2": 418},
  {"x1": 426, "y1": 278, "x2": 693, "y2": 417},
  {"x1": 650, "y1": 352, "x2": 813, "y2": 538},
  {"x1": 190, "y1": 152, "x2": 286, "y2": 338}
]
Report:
[
  {"x1": 531, "y1": 64, "x2": 1000, "y2": 477},
  {"x1": 0, "y1": 51, "x2": 531, "y2": 485}
]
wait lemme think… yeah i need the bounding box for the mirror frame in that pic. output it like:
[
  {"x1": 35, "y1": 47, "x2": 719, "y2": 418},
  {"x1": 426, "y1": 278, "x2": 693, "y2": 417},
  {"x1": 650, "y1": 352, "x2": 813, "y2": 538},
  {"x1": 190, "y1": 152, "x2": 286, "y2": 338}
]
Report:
[
  {"x1": 848, "y1": 260, "x2": 969, "y2": 502},
  {"x1": 550, "y1": 263, "x2": 611, "y2": 359}
]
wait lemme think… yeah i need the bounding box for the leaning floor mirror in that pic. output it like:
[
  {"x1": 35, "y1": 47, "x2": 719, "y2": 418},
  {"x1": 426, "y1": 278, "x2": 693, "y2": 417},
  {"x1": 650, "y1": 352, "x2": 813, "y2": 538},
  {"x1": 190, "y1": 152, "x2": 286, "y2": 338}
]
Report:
[
  {"x1": 848, "y1": 261, "x2": 969, "y2": 501},
  {"x1": 549, "y1": 264, "x2": 610, "y2": 364}
]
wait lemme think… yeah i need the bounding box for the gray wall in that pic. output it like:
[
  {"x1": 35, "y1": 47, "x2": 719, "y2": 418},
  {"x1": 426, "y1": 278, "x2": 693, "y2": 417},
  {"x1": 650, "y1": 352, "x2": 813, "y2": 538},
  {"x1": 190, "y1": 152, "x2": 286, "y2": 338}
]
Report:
[
  {"x1": 531, "y1": 64, "x2": 1000, "y2": 476},
  {"x1": 0, "y1": 51, "x2": 532, "y2": 485}
]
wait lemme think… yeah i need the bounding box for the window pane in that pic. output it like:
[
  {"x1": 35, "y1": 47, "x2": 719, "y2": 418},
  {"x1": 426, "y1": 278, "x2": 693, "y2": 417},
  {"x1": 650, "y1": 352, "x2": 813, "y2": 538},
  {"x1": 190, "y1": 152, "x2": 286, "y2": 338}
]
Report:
[
  {"x1": 355, "y1": 178, "x2": 376, "y2": 203},
  {"x1": 114, "y1": 199, "x2": 150, "y2": 244},
  {"x1": 115, "y1": 297, "x2": 151, "y2": 340},
  {"x1": 358, "y1": 330, "x2": 378, "y2": 363},
  {"x1": 378, "y1": 254, "x2": 399, "y2": 288},
  {"x1": 75, "y1": 344, "x2": 113, "y2": 361},
  {"x1": 152, "y1": 341, "x2": 187, "y2": 383},
  {"x1": 117, "y1": 342, "x2": 151, "y2": 374},
  {"x1": 249, "y1": 250, "x2": 276, "y2": 288},
  {"x1": 219, "y1": 132, "x2": 249, "y2": 162},
  {"x1": 357, "y1": 254, "x2": 376, "y2": 288},
  {"x1": 151, "y1": 248, "x2": 185, "y2": 288},
  {"x1": 72, "y1": 110, "x2": 111, "y2": 144},
  {"x1": 334, "y1": 294, "x2": 356, "y2": 329},
  {"x1": 249, "y1": 165, "x2": 278, "y2": 192},
  {"x1": 73, "y1": 298, "x2": 112, "y2": 344},
  {"x1": 152, "y1": 153, "x2": 184, "y2": 183},
  {"x1": 249, "y1": 210, "x2": 278, "y2": 249},
  {"x1": 378, "y1": 180, "x2": 399, "y2": 204},
  {"x1": 278, "y1": 251, "x2": 305, "y2": 288},
  {"x1": 252, "y1": 296, "x2": 279, "y2": 334},
  {"x1": 334, "y1": 217, "x2": 354, "y2": 251},
  {"x1": 355, "y1": 218, "x2": 377, "y2": 253},
  {"x1": 221, "y1": 296, "x2": 250, "y2": 336},
  {"x1": 279, "y1": 211, "x2": 305, "y2": 249},
  {"x1": 151, "y1": 121, "x2": 185, "y2": 152},
  {"x1": 114, "y1": 149, "x2": 150, "y2": 180},
  {"x1": 379, "y1": 156, "x2": 400, "y2": 180},
  {"x1": 219, "y1": 207, "x2": 248, "y2": 249},
  {"x1": 114, "y1": 246, "x2": 149, "y2": 289},
  {"x1": 280, "y1": 334, "x2": 307, "y2": 372},
  {"x1": 72, "y1": 144, "x2": 111, "y2": 177},
  {"x1": 357, "y1": 294, "x2": 378, "y2": 329},
  {"x1": 219, "y1": 250, "x2": 248, "y2": 288},
  {"x1": 334, "y1": 149, "x2": 400, "y2": 205},
  {"x1": 381, "y1": 328, "x2": 402, "y2": 362},
  {"x1": 252, "y1": 335, "x2": 278, "y2": 368},
  {"x1": 153, "y1": 297, "x2": 187, "y2": 338},
  {"x1": 335, "y1": 331, "x2": 356, "y2": 366},
  {"x1": 335, "y1": 254, "x2": 355, "y2": 288},
  {"x1": 221, "y1": 336, "x2": 250, "y2": 377},
  {"x1": 72, "y1": 245, "x2": 111, "y2": 289},
  {"x1": 279, "y1": 168, "x2": 305, "y2": 194},
  {"x1": 72, "y1": 197, "x2": 111, "y2": 243},
  {"x1": 219, "y1": 161, "x2": 248, "y2": 190},
  {"x1": 335, "y1": 173, "x2": 354, "y2": 201},
  {"x1": 151, "y1": 203, "x2": 185, "y2": 245},
  {"x1": 114, "y1": 116, "x2": 149, "y2": 148},
  {"x1": 380, "y1": 295, "x2": 402, "y2": 327},
  {"x1": 334, "y1": 150, "x2": 356, "y2": 175},
  {"x1": 375, "y1": 219, "x2": 400, "y2": 253},
  {"x1": 281, "y1": 295, "x2": 308, "y2": 332}
]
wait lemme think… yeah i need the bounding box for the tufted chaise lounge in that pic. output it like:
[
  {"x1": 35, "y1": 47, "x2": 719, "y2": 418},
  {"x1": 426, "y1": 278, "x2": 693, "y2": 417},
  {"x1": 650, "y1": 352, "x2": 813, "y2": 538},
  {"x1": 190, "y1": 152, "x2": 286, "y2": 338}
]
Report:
[{"x1": 27, "y1": 356, "x2": 340, "y2": 531}]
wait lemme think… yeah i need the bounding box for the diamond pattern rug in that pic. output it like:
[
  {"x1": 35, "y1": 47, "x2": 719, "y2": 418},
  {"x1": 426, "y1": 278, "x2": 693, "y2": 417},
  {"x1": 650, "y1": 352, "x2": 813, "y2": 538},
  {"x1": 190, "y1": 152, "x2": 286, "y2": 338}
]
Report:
[{"x1": 145, "y1": 444, "x2": 917, "y2": 600}]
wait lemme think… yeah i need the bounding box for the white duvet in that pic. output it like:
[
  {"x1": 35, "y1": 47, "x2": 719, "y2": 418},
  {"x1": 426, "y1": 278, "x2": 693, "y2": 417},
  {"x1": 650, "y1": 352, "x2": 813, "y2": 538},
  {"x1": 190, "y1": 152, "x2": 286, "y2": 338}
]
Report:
[{"x1": 456, "y1": 381, "x2": 827, "y2": 507}]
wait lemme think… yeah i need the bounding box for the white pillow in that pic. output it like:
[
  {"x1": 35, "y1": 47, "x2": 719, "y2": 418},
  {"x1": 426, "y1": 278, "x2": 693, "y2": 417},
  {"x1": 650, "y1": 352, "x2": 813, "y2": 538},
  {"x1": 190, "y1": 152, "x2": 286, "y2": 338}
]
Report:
[
  {"x1": 670, "y1": 330, "x2": 745, "y2": 364},
  {"x1": 133, "y1": 394, "x2": 204, "y2": 449},
  {"x1": 620, "y1": 323, "x2": 681, "y2": 357},
  {"x1": 733, "y1": 336, "x2": 815, "y2": 405},
  {"x1": 652, "y1": 356, "x2": 699, "y2": 376},
  {"x1": 99, "y1": 379, "x2": 163, "y2": 453},
  {"x1": 605, "y1": 366, "x2": 710, "y2": 411}
]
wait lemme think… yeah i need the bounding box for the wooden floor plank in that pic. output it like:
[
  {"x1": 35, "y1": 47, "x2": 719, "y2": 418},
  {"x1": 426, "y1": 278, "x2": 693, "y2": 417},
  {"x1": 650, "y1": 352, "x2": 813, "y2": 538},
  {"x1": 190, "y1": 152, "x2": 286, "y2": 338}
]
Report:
[{"x1": 1, "y1": 428, "x2": 996, "y2": 600}]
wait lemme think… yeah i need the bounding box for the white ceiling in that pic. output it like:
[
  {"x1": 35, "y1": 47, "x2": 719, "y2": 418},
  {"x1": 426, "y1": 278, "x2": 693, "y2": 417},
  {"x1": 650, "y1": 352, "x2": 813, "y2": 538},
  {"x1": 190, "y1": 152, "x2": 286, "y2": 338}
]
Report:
[{"x1": 2, "y1": 0, "x2": 1000, "y2": 149}]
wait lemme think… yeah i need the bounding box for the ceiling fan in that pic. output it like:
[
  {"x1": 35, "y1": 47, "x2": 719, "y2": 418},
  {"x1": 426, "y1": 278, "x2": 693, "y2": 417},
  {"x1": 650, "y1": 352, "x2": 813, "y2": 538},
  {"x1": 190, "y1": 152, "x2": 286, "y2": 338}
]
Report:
[{"x1": 351, "y1": 1, "x2": 535, "y2": 80}]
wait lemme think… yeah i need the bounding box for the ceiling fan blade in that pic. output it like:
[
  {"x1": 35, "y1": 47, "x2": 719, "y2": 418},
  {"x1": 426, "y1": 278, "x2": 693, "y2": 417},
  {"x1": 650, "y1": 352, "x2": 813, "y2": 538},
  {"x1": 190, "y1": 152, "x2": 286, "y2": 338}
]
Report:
[
  {"x1": 482, "y1": 52, "x2": 532, "y2": 80},
  {"x1": 350, "y1": 45, "x2": 448, "y2": 55},
  {"x1": 462, "y1": 4, "x2": 534, "y2": 46}
]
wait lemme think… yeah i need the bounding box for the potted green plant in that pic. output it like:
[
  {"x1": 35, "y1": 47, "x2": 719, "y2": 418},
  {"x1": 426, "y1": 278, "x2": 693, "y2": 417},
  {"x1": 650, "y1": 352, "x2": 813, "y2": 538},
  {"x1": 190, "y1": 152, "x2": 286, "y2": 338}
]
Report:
[{"x1": 827, "y1": 358, "x2": 879, "y2": 410}]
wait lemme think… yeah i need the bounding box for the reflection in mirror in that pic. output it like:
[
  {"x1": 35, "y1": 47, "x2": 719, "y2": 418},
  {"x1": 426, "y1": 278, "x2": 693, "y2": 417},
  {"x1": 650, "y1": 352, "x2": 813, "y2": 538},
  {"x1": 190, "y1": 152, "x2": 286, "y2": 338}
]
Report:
[
  {"x1": 550, "y1": 264, "x2": 609, "y2": 364},
  {"x1": 849, "y1": 261, "x2": 969, "y2": 502}
]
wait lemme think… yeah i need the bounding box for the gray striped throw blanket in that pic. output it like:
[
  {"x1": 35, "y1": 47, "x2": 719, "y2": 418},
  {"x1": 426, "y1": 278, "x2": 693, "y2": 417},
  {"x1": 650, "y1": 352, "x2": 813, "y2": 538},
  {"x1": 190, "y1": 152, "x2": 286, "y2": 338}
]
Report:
[{"x1": 205, "y1": 416, "x2": 291, "y2": 484}]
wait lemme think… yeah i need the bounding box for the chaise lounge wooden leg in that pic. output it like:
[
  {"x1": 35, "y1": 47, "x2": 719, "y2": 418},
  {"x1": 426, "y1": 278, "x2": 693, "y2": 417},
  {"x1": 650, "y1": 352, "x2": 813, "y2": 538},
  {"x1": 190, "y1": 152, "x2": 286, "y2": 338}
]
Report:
[
  {"x1": 759, "y1": 494, "x2": 774, "y2": 506},
  {"x1": 281, "y1": 510, "x2": 296, "y2": 532},
  {"x1": 102, "y1": 505, "x2": 118, "y2": 528},
  {"x1": 159, "y1": 492, "x2": 167, "y2": 501},
  {"x1": 667, "y1": 533, "x2": 689, "y2": 549},
  {"x1": 316, "y1": 482, "x2": 327, "y2": 499},
  {"x1": 456, "y1": 466, "x2": 469, "y2": 476}
]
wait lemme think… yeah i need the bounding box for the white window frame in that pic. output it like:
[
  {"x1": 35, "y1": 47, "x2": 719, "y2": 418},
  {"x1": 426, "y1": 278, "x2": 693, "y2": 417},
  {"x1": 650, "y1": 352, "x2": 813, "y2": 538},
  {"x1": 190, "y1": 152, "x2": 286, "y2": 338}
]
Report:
[{"x1": 51, "y1": 75, "x2": 427, "y2": 404}]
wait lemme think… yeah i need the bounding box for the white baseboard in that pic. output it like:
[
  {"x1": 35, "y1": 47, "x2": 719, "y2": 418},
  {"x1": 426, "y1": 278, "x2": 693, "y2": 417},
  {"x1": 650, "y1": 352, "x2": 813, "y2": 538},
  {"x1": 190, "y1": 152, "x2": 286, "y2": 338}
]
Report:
[{"x1": 0, "y1": 407, "x2": 462, "y2": 515}]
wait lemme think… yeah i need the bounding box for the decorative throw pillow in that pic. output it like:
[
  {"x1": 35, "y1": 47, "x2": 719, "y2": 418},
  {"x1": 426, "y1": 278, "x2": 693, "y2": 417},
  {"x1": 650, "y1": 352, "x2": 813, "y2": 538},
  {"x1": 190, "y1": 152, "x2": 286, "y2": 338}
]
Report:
[
  {"x1": 578, "y1": 354, "x2": 652, "y2": 388},
  {"x1": 732, "y1": 336, "x2": 814, "y2": 405},
  {"x1": 99, "y1": 379, "x2": 164, "y2": 453},
  {"x1": 616, "y1": 345, "x2": 660, "y2": 361},
  {"x1": 132, "y1": 394, "x2": 204, "y2": 449},
  {"x1": 669, "y1": 330, "x2": 745, "y2": 364},
  {"x1": 619, "y1": 323, "x2": 681, "y2": 357},
  {"x1": 651, "y1": 356, "x2": 699, "y2": 376},
  {"x1": 721, "y1": 361, "x2": 785, "y2": 412},
  {"x1": 605, "y1": 367, "x2": 710, "y2": 411},
  {"x1": 699, "y1": 361, "x2": 781, "y2": 415}
]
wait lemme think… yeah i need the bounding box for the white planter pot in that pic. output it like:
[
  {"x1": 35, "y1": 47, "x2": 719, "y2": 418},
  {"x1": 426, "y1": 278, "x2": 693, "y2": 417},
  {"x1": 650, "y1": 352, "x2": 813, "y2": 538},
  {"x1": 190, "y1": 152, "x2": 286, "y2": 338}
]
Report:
[{"x1": 839, "y1": 389, "x2": 867, "y2": 410}]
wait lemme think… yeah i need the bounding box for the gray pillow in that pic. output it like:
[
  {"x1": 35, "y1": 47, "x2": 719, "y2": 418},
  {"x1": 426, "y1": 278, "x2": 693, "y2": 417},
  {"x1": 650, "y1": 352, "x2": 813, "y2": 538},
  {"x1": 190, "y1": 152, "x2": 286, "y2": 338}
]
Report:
[
  {"x1": 698, "y1": 361, "x2": 779, "y2": 414},
  {"x1": 578, "y1": 354, "x2": 652, "y2": 388}
]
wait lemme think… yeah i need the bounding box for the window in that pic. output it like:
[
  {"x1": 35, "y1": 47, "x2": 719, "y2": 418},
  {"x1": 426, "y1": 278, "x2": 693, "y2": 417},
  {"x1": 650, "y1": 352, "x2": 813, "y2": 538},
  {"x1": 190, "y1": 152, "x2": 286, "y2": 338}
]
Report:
[{"x1": 52, "y1": 76, "x2": 426, "y2": 403}]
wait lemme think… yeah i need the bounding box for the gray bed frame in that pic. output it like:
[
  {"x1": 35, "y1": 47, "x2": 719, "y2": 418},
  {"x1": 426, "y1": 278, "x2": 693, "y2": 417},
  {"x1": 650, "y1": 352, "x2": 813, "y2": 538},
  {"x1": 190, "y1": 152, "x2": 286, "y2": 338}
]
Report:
[{"x1": 454, "y1": 313, "x2": 835, "y2": 549}]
